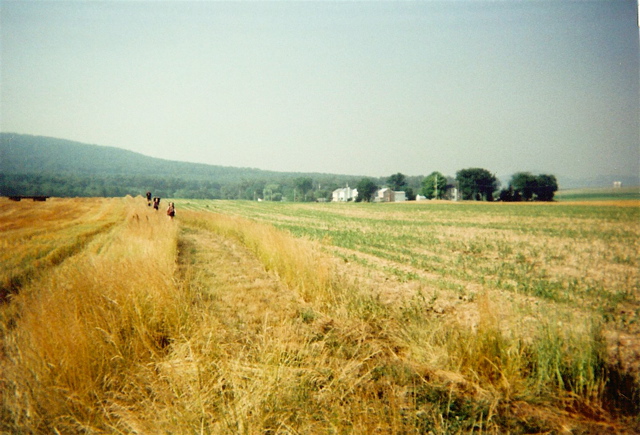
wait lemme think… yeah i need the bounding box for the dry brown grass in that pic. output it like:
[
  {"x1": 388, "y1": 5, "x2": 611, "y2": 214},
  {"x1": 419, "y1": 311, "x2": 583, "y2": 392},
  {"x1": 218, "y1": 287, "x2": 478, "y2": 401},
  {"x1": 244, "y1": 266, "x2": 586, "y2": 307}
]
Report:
[
  {"x1": 1, "y1": 197, "x2": 184, "y2": 432},
  {"x1": 0, "y1": 197, "x2": 125, "y2": 302}
]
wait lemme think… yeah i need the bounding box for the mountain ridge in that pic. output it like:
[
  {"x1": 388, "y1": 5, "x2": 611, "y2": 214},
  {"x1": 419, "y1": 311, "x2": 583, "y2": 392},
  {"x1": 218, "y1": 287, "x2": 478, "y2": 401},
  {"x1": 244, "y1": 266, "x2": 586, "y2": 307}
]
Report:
[
  {"x1": 0, "y1": 133, "x2": 347, "y2": 181},
  {"x1": 0, "y1": 133, "x2": 365, "y2": 199}
]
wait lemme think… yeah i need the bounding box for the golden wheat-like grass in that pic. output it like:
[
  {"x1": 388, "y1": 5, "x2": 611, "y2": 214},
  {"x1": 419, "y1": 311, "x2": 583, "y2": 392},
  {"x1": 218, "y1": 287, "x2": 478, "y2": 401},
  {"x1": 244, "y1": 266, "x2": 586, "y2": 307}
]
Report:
[
  {"x1": 0, "y1": 197, "x2": 125, "y2": 302},
  {"x1": 184, "y1": 211, "x2": 336, "y2": 306},
  {"x1": 1, "y1": 197, "x2": 185, "y2": 432}
]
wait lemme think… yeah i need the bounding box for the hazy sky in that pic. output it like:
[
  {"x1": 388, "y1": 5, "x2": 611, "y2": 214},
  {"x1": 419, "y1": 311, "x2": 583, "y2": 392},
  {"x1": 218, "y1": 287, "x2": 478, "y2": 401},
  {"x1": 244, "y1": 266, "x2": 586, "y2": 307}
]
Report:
[{"x1": 1, "y1": 0, "x2": 638, "y2": 181}]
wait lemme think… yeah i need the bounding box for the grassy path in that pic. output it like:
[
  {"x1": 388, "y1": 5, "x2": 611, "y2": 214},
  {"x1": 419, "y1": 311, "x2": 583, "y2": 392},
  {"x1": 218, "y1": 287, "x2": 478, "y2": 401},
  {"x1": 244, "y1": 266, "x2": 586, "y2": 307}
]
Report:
[
  {"x1": 178, "y1": 224, "x2": 303, "y2": 360},
  {"x1": 175, "y1": 215, "x2": 453, "y2": 433},
  {"x1": 176, "y1": 222, "x2": 331, "y2": 433}
]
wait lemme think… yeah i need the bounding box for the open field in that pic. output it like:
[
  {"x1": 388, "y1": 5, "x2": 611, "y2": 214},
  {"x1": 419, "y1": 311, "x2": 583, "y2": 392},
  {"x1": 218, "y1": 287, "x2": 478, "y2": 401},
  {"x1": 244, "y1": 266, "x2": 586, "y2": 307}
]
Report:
[
  {"x1": 555, "y1": 186, "x2": 640, "y2": 203},
  {"x1": 179, "y1": 199, "x2": 639, "y2": 327},
  {"x1": 1, "y1": 196, "x2": 638, "y2": 433}
]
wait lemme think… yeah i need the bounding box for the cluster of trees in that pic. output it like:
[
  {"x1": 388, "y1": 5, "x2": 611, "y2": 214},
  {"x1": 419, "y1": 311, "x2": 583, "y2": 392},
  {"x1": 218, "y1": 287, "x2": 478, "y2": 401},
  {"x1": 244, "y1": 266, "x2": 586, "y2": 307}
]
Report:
[
  {"x1": 453, "y1": 169, "x2": 557, "y2": 202},
  {"x1": 498, "y1": 172, "x2": 559, "y2": 202},
  {"x1": 352, "y1": 168, "x2": 558, "y2": 202},
  {"x1": 2, "y1": 169, "x2": 558, "y2": 202}
]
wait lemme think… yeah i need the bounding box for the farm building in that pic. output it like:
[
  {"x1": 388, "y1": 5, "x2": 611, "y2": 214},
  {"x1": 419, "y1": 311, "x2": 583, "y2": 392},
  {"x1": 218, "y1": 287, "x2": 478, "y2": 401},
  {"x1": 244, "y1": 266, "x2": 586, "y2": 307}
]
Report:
[
  {"x1": 332, "y1": 186, "x2": 358, "y2": 202},
  {"x1": 376, "y1": 188, "x2": 393, "y2": 202},
  {"x1": 375, "y1": 188, "x2": 406, "y2": 202}
]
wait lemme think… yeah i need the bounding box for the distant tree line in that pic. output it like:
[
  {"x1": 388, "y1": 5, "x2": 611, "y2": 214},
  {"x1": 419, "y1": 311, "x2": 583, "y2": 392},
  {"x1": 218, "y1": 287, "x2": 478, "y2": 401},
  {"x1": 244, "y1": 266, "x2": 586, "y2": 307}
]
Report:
[
  {"x1": 1, "y1": 169, "x2": 557, "y2": 202},
  {"x1": 1, "y1": 134, "x2": 559, "y2": 202},
  {"x1": 0, "y1": 133, "x2": 367, "y2": 200},
  {"x1": 0, "y1": 173, "x2": 362, "y2": 202}
]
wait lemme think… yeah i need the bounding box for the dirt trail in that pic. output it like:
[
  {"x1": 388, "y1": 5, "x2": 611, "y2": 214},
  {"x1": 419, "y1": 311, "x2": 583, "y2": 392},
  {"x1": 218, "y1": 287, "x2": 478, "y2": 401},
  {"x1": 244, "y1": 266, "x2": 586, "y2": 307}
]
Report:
[{"x1": 178, "y1": 225, "x2": 305, "y2": 356}]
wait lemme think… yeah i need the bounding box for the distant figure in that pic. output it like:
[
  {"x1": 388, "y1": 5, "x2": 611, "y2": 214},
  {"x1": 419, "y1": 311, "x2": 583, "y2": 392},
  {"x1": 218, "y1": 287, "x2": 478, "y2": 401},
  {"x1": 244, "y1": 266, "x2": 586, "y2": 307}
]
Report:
[
  {"x1": 166, "y1": 202, "x2": 175, "y2": 219},
  {"x1": 146, "y1": 191, "x2": 152, "y2": 206},
  {"x1": 153, "y1": 197, "x2": 160, "y2": 210}
]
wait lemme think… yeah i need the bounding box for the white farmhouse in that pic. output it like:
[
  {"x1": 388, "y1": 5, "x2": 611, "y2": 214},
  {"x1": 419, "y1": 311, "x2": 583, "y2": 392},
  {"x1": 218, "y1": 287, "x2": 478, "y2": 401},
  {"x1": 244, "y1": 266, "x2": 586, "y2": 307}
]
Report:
[
  {"x1": 376, "y1": 188, "x2": 393, "y2": 202},
  {"x1": 332, "y1": 185, "x2": 358, "y2": 202}
]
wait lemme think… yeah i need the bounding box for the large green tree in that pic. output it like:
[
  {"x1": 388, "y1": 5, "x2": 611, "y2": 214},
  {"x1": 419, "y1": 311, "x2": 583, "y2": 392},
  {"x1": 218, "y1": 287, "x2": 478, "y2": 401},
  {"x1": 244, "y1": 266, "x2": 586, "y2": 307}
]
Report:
[
  {"x1": 421, "y1": 171, "x2": 447, "y2": 199},
  {"x1": 404, "y1": 187, "x2": 416, "y2": 201},
  {"x1": 387, "y1": 173, "x2": 407, "y2": 191},
  {"x1": 355, "y1": 178, "x2": 378, "y2": 202},
  {"x1": 510, "y1": 172, "x2": 538, "y2": 201},
  {"x1": 293, "y1": 177, "x2": 313, "y2": 201},
  {"x1": 534, "y1": 174, "x2": 558, "y2": 201},
  {"x1": 456, "y1": 168, "x2": 499, "y2": 201}
]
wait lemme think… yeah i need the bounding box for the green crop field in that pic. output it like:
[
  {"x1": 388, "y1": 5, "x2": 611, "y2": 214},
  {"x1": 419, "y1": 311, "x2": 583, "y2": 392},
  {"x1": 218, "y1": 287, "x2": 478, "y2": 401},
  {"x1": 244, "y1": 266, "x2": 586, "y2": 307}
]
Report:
[
  {"x1": 178, "y1": 199, "x2": 639, "y2": 318},
  {"x1": 556, "y1": 186, "x2": 640, "y2": 202}
]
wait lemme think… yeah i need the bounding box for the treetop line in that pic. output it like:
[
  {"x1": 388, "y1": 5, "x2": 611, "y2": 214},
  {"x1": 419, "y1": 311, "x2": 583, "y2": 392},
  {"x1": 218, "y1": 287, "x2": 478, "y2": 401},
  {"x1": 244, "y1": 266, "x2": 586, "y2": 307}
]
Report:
[
  {"x1": 1, "y1": 168, "x2": 558, "y2": 202},
  {"x1": 354, "y1": 169, "x2": 557, "y2": 203}
]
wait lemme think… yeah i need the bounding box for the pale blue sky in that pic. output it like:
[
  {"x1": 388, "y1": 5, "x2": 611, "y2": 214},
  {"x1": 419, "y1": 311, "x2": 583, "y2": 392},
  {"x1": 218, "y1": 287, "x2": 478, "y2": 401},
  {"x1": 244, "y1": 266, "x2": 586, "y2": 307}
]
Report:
[{"x1": 1, "y1": 1, "x2": 638, "y2": 182}]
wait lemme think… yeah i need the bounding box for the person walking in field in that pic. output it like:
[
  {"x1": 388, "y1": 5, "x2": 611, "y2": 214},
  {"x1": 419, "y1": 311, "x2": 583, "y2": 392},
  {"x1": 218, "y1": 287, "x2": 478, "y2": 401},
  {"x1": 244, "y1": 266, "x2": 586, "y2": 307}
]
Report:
[
  {"x1": 153, "y1": 197, "x2": 160, "y2": 210},
  {"x1": 146, "y1": 191, "x2": 152, "y2": 206},
  {"x1": 166, "y1": 202, "x2": 175, "y2": 218}
]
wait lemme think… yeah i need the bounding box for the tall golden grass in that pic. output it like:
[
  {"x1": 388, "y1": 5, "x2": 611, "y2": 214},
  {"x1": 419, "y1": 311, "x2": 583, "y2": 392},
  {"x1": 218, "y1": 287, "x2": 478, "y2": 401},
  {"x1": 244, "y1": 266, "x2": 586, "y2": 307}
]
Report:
[
  {"x1": 0, "y1": 199, "x2": 632, "y2": 433},
  {"x1": 0, "y1": 197, "x2": 124, "y2": 302},
  {"x1": 183, "y1": 211, "x2": 336, "y2": 305},
  {"x1": 1, "y1": 198, "x2": 185, "y2": 432}
]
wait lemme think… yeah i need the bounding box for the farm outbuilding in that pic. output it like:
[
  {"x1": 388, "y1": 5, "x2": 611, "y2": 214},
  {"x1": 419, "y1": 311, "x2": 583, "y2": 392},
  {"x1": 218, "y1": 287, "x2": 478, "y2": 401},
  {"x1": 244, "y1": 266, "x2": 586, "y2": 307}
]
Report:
[{"x1": 375, "y1": 188, "x2": 406, "y2": 202}]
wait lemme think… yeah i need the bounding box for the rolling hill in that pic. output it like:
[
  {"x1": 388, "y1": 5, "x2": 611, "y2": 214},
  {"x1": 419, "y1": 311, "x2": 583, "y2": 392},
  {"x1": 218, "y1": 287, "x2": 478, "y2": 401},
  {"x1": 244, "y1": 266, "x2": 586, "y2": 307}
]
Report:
[
  {"x1": 0, "y1": 133, "x2": 363, "y2": 199},
  {"x1": 0, "y1": 133, "x2": 333, "y2": 183}
]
